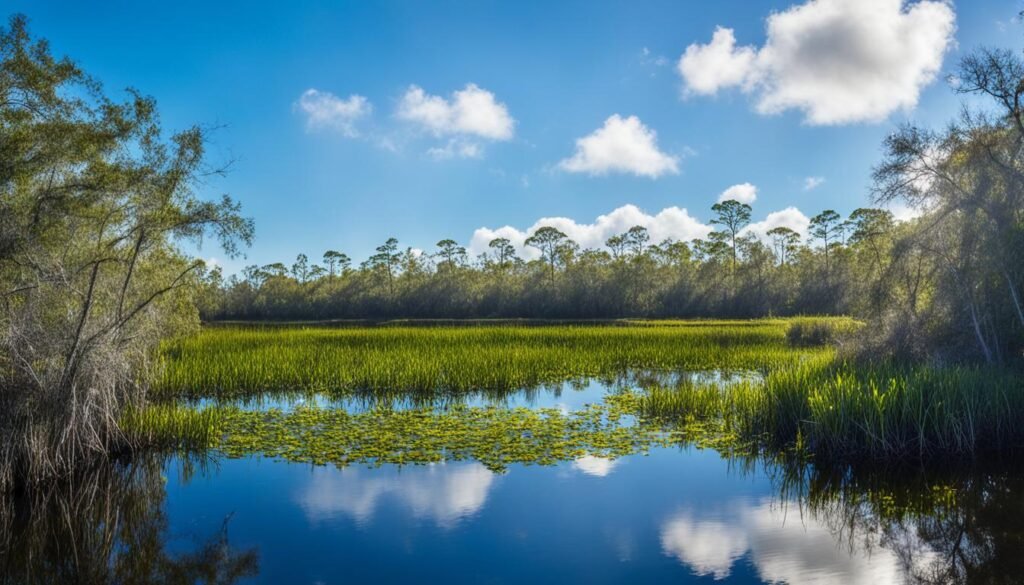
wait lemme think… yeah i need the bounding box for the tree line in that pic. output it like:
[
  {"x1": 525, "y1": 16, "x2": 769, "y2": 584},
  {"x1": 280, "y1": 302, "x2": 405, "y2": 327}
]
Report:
[{"x1": 198, "y1": 201, "x2": 901, "y2": 325}]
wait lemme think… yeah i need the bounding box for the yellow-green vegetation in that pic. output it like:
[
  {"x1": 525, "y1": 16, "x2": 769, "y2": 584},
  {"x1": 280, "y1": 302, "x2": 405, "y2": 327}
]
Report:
[
  {"x1": 122, "y1": 392, "x2": 698, "y2": 471},
  {"x1": 216, "y1": 394, "x2": 669, "y2": 472},
  {"x1": 121, "y1": 404, "x2": 225, "y2": 451},
  {"x1": 156, "y1": 320, "x2": 839, "y2": 398},
  {"x1": 141, "y1": 317, "x2": 1022, "y2": 466},
  {"x1": 784, "y1": 316, "x2": 864, "y2": 346},
  {"x1": 639, "y1": 356, "x2": 1024, "y2": 462}
]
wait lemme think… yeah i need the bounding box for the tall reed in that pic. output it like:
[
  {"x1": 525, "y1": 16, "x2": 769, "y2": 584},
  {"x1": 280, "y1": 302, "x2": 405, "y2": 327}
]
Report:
[{"x1": 156, "y1": 322, "x2": 828, "y2": 398}]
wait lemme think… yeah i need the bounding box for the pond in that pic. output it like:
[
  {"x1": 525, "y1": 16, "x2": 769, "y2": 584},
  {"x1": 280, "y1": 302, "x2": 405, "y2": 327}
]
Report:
[{"x1": 3, "y1": 376, "x2": 1022, "y2": 584}]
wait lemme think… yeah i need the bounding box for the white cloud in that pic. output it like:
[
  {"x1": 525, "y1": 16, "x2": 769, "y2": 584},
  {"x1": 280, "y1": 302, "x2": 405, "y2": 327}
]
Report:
[
  {"x1": 427, "y1": 139, "x2": 483, "y2": 160},
  {"x1": 678, "y1": 27, "x2": 757, "y2": 96},
  {"x1": 296, "y1": 89, "x2": 372, "y2": 136},
  {"x1": 803, "y1": 176, "x2": 825, "y2": 191},
  {"x1": 559, "y1": 115, "x2": 680, "y2": 178},
  {"x1": 718, "y1": 182, "x2": 758, "y2": 204},
  {"x1": 469, "y1": 204, "x2": 813, "y2": 259},
  {"x1": 397, "y1": 83, "x2": 515, "y2": 140},
  {"x1": 678, "y1": 0, "x2": 956, "y2": 125},
  {"x1": 883, "y1": 201, "x2": 925, "y2": 222},
  {"x1": 572, "y1": 455, "x2": 617, "y2": 477},
  {"x1": 742, "y1": 206, "x2": 811, "y2": 242},
  {"x1": 468, "y1": 204, "x2": 712, "y2": 260},
  {"x1": 297, "y1": 462, "x2": 495, "y2": 528},
  {"x1": 660, "y1": 499, "x2": 904, "y2": 583}
]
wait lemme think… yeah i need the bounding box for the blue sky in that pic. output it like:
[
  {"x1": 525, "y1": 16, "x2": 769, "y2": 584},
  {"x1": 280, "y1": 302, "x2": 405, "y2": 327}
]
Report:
[{"x1": 9, "y1": 0, "x2": 1023, "y2": 271}]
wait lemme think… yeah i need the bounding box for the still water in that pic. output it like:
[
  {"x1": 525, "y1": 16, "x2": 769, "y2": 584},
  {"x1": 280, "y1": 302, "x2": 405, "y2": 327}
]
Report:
[{"x1": 3, "y1": 379, "x2": 1022, "y2": 584}]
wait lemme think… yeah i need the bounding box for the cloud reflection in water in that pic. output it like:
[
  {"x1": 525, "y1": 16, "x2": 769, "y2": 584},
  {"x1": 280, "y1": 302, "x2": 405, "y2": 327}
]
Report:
[
  {"x1": 297, "y1": 462, "x2": 495, "y2": 528},
  {"x1": 660, "y1": 498, "x2": 902, "y2": 583}
]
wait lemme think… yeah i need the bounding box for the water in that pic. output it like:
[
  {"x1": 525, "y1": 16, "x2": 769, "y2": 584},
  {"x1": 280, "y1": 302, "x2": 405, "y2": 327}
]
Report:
[
  {"x1": 166, "y1": 450, "x2": 900, "y2": 584},
  {"x1": 187, "y1": 368, "x2": 763, "y2": 413},
  {"x1": 4, "y1": 375, "x2": 1023, "y2": 584}
]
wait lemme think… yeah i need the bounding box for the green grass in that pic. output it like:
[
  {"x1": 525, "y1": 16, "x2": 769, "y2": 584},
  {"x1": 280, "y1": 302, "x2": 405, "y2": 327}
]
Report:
[
  {"x1": 155, "y1": 320, "x2": 838, "y2": 399},
  {"x1": 121, "y1": 403, "x2": 226, "y2": 451},
  {"x1": 639, "y1": 355, "x2": 1024, "y2": 462},
  {"x1": 142, "y1": 317, "x2": 1023, "y2": 464}
]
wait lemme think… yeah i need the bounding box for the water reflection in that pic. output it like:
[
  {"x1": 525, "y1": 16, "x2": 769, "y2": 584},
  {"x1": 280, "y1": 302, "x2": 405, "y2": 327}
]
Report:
[
  {"x1": 297, "y1": 462, "x2": 496, "y2": 528},
  {"x1": 572, "y1": 455, "x2": 618, "y2": 477},
  {"x1": 4, "y1": 446, "x2": 1024, "y2": 583},
  {"x1": 0, "y1": 456, "x2": 258, "y2": 585},
  {"x1": 659, "y1": 499, "x2": 901, "y2": 583},
  {"x1": 187, "y1": 368, "x2": 763, "y2": 413},
  {"x1": 786, "y1": 467, "x2": 1024, "y2": 585}
]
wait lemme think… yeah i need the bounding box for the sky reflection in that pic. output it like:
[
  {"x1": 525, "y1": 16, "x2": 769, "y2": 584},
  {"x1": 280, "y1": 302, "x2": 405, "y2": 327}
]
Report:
[
  {"x1": 297, "y1": 462, "x2": 496, "y2": 528},
  {"x1": 660, "y1": 499, "x2": 902, "y2": 584}
]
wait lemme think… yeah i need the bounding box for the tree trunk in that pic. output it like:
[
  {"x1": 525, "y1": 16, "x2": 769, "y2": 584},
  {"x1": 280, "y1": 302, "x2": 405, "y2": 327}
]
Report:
[
  {"x1": 968, "y1": 300, "x2": 994, "y2": 364},
  {"x1": 1004, "y1": 270, "x2": 1024, "y2": 327}
]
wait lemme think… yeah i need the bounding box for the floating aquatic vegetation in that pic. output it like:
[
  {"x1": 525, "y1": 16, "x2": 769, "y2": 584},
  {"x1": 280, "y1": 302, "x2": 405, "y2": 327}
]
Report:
[{"x1": 213, "y1": 392, "x2": 675, "y2": 472}]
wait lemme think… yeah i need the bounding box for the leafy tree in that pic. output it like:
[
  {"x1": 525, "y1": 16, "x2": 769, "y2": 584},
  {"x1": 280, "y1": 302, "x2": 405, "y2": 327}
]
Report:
[
  {"x1": 605, "y1": 234, "x2": 627, "y2": 260},
  {"x1": 291, "y1": 253, "x2": 310, "y2": 283},
  {"x1": 488, "y1": 237, "x2": 516, "y2": 270},
  {"x1": 847, "y1": 208, "x2": 894, "y2": 268},
  {"x1": 0, "y1": 15, "x2": 252, "y2": 487},
  {"x1": 767, "y1": 227, "x2": 801, "y2": 266},
  {"x1": 650, "y1": 239, "x2": 691, "y2": 268},
  {"x1": 261, "y1": 263, "x2": 288, "y2": 278},
  {"x1": 810, "y1": 210, "x2": 841, "y2": 273},
  {"x1": 525, "y1": 226, "x2": 567, "y2": 286},
  {"x1": 435, "y1": 238, "x2": 466, "y2": 272},
  {"x1": 322, "y1": 250, "x2": 349, "y2": 279},
  {"x1": 710, "y1": 199, "x2": 752, "y2": 274},
  {"x1": 625, "y1": 225, "x2": 650, "y2": 257},
  {"x1": 367, "y1": 238, "x2": 401, "y2": 295},
  {"x1": 871, "y1": 44, "x2": 1024, "y2": 361}
]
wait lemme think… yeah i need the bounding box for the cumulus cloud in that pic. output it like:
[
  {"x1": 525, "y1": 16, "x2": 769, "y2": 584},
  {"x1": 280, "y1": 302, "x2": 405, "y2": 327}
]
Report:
[
  {"x1": 718, "y1": 182, "x2": 758, "y2": 204},
  {"x1": 397, "y1": 83, "x2": 515, "y2": 140},
  {"x1": 559, "y1": 115, "x2": 680, "y2": 178},
  {"x1": 803, "y1": 176, "x2": 825, "y2": 191},
  {"x1": 679, "y1": 27, "x2": 757, "y2": 96},
  {"x1": 468, "y1": 204, "x2": 712, "y2": 260},
  {"x1": 295, "y1": 89, "x2": 372, "y2": 136},
  {"x1": 660, "y1": 499, "x2": 904, "y2": 583},
  {"x1": 678, "y1": 0, "x2": 956, "y2": 125},
  {"x1": 742, "y1": 206, "x2": 811, "y2": 242}
]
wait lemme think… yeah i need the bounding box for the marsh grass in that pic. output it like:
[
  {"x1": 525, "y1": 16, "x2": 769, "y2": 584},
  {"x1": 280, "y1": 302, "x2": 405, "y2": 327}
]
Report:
[
  {"x1": 156, "y1": 322, "x2": 828, "y2": 399},
  {"x1": 120, "y1": 404, "x2": 226, "y2": 451},
  {"x1": 641, "y1": 356, "x2": 1024, "y2": 462},
  {"x1": 785, "y1": 317, "x2": 863, "y2": 347},
  {"x1": 147, "y1": 318, "x2": 1023, "y2": 464}
]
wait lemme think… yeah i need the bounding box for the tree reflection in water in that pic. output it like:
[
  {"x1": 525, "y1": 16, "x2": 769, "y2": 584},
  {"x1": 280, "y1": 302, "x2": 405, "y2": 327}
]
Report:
[
  {"x1": 769, "y1": 461, "x2": 1024, "y2": 585},
  {"x1": 0, "y1": 455, "x2": 258, "y2": 585},
  {"x1": 2, "y1": 444, "x2": 1023, "y2": 584}
]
